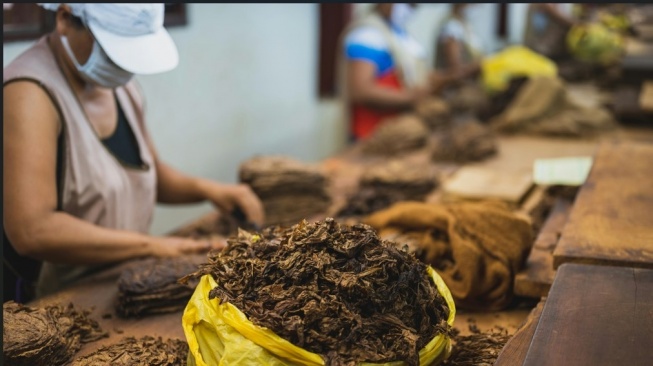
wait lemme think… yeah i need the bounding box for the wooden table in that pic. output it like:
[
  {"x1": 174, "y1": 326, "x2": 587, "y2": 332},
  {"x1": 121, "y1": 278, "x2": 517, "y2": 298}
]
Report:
[
  {"x1": 553, "y1": 140, "x2": 653, "y2": 269},
  {"x1": 26, "y1": 126, "x2": 653, "y2": 362},
  {"x1": 522, "y1": 263, "x2": 653, "y2": 366},
  {"x1": 30, "y1": 261, "x2": 187, "y2": 359}
]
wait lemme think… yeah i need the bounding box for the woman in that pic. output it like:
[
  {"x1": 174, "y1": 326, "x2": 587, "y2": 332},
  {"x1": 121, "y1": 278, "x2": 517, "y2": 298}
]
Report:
[
  {"x1": 523, "y1": 3, "x2": 578, "y2": 61},
  {"x1": 339, "y1": 3, "x2": 451, "y2": 141},
  {"x1": 3, "y1": 3, "x2": 265, "y2": 303},
  {"x1": 434, "y1": 3, "x2": 484, "y2": 83}
]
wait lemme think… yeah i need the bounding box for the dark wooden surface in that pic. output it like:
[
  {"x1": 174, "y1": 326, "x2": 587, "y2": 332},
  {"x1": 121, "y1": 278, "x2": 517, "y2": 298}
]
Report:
[
  {"x1": 522, "y1": 263, "x2": 653, "y2": 366},
  {"x1": 515, "y1": 198, "x2": 572, "y2": 298},
  {"x1": 24, "y1": 130, "x2": 653, "y2": 362},
  {"x1": 494, "y1": 299, "x2": 546, "y2": 366},
  {"x1": 553, "y1": 140, "x2": 653, "y2": 269}
]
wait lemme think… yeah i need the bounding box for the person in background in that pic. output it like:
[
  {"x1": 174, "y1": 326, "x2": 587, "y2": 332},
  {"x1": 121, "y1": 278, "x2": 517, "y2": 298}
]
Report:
[
  {"x1": 523, "y1": 3, "x2": 579, "y2": 61},
  {"x1": 339, "y1": 3, "x2": 455, "y2": 141},
  {"x1": 434, "y1": 3, "x2": 484, "y2": 84},
  {"x1": 3, "y1": 3, "x2": 265, "y2": 303}
]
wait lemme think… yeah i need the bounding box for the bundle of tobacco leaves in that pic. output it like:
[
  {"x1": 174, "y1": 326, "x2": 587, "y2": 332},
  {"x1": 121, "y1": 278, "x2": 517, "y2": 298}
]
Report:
[
  {"x1": 335, "y1": 186, "x2": 408, "y2": 218},
  {"x1": 441, "y1": 325, "x2": 511, "y2": 366},
  {"x1": 358, "y1": 160, "x2": 438, "y2": 201},
  {"x1": 334, "y1": 160, "x2": 438, "y2": 219},
  {"x1": 431, "y1": 118, "x2": 498, "y2": 163},
  {"x1": 239, "y1": 155, "x2": 331, "y2": 226},
  {"x1": 3, "y1": 301, "x2": 108, "y2": 366},
  {"x1": 415, "y1": 98, "x2": 452, "y2": 131},
  {"x1": 70, "y1": 336, "x2": 188, "y2": 366},
  {"x1": 184, "y1": 218, "x2": 451, "y2": 366},
  {"x1": 116, "y1": 255, "x2": 206, "y2": 318},
  {"x1": 360, "y1": 114, "x2": 429, "y2": 156}
]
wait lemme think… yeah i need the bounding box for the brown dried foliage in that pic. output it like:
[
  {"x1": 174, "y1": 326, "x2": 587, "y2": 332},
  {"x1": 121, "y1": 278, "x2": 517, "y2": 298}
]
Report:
[
  {"x1": 441, "y1": 325, "x2": 511, "y2": 366},
  {"x1": 3, "y1": 301, "x2": 108, "y2": 366},
  {"x1": 70, "y1": 336, "x2": 188, "y2": 366},
  {"x1": 116, "y1": 255, "x2": 206, "y2": 318},
  {"x1": 184, "y1": 218, "x2": 451, "y2": 366}
]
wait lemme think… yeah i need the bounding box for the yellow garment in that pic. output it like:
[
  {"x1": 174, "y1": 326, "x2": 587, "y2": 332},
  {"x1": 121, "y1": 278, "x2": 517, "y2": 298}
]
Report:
[
  {"x1": 566, "y1": 23, "x2": 625, "y2": 66},
  {"x1": 598, "y1": 12, "x2": 631, "y2": 33},
  {"x1": 183, "y1": 268, "x2": 456, "y2": 366},
  {"x1": 481, "y1": 46, "x2": 558, "y2": 94}
]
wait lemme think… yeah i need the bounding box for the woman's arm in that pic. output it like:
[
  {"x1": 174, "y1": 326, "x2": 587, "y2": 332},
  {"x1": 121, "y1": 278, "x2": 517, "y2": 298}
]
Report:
[
  {"x1": 442, "y1": 37, "x2": 481, "y2": 82},
  {"x1": 3, "y1": 81, "x2": 210, "y2": 265},
  {"x1": 136, "y1": 112, "x2": 265, "y2": 227},
  {"x1": 347, "y1": 60, "x2": 429, "y2": 110}
]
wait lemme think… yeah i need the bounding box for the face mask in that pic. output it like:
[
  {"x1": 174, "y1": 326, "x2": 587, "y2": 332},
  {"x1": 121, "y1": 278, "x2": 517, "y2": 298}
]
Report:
[
  {"x1": 390, "y1": 3, "x2": 415, "y2": 30},
  {"x1": 61, "y1": 35, "x2": 134, "y2": 88}
]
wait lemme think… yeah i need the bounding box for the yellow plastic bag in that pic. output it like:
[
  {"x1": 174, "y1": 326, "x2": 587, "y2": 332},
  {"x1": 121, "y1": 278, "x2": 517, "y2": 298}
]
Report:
[
  {"x1": 182, "y1": 266, "x2": 456, "y2": 366},
  {"x1": 481, "y1": 45, "x2": 558, "y2": 94}
]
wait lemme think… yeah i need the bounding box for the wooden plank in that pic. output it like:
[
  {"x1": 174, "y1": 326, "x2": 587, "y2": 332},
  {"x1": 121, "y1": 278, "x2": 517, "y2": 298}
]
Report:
[
  {"x1": 494, "y1": 299, "x2": 546, "y2": 366},
  {"x1": 553, "y1": 141, "x2": 653, "y2": 269},
  {"x1": 442, "y1": 166, "x2": 534, "y2": 204},
  {"x1": 640, "y1": 80, "x2": 653, "y2": 112},
  {"x1": 515, "y1": 198, "x2": 573, "y2": 298},
  {"x1": 522, "y1": 263, "x2": 653, "y2": 366}
]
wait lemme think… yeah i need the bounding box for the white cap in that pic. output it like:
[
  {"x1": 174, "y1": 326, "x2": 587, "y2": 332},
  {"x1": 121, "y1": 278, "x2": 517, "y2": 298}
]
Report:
[{"x1": 39, "y1": 3, "x2": 179, "y2": 74}]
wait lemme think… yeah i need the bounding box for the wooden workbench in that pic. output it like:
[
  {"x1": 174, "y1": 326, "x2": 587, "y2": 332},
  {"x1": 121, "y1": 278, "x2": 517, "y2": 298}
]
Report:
[{"x1": 26, "y1": 124, "x2": 653, "y2": 363}]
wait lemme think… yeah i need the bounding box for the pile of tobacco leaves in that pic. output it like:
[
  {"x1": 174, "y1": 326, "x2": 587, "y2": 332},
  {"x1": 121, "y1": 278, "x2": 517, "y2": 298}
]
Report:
[
  {"x1": 184, "y1": 218, "x2": 451, "y2": 366},
  {"x1": 3, "y1": 301, "x2": 107, "y2": 366},
  {"x1": 70, "y1": 336, "x2": 188, "y2": 366},
  {"x1": 441, "y1": 323, "x2": 511, "y2": 366},
  {"x1": 116, "y1": 255, "x2": 206, "y2": 318},
  {"x1": 239, "y1": 155, "x2": 331, "y2": 226}
]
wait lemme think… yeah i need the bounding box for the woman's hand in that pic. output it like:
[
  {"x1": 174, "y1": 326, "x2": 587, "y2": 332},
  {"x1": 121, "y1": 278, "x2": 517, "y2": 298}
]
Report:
[
  {"x1": 199, "y1": 181, "x2": 265, "y2": 228},
  {"x1": 148, "y1": 236, "x2": 226, "y2": 257}
]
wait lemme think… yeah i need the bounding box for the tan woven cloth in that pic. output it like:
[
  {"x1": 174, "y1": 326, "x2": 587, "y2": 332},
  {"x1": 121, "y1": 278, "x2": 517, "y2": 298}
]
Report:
[
  {"x1": 364, "y1": 200, "x2": 533, "y2": 310},
  {"x1": 490, "y1": 76, "x2": 616, "y2": 137}
]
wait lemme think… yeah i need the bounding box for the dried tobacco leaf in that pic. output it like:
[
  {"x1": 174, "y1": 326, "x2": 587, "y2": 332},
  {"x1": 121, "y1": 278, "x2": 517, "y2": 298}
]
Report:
[
  {"x1": 186, "y1": 218, "x2": 451, "y2": 366},
  {"x1": 239, "y1": 155, "x2": 331, "y2": 226},
  {"x1": 3, "y1": 301, "x2": 108, "y2": 366},
  {"x1": 70, "y1": 336, "x2": 188, "y2": 366},
  {"x1": 441, "y1": 325, "x2": 511, "y2": 366},
  {"x1": 335, "y1": 159, "x2": 439, "y2": 219},
  {"x1": 431, "y1": 118, "x2": 498, "y2": 163},
  {"x1": 116, "y1": 255, "x2": 206, "y2": 318},
  {"x1": 359, "y1": 160, "x2": 438, "y2": 201},
  {"x1": 360, "y1": 114, "x2": 429, "y2": 156}
]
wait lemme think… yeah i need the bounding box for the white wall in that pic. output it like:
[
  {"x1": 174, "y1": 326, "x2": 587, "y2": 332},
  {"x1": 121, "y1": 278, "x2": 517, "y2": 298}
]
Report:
[{"x1": 3, "y1": 4, "x2": 347, "y2": 235}]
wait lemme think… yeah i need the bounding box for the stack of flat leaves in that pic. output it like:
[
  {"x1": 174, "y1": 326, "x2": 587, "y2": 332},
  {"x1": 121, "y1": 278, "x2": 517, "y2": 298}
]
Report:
[
  {"x1": 415, "y1": 98, "x2": 452, "y2": 131},
  {"x1": 239, "y1": 155, "x2": 331, "y2": 226},
  {"x1": 3, "y1": 301, "x2": 107, "y2": 366},
  {"x1": 360, "y1": 114, "x2": 429, "y2": 156},
  {"x1": 336, "y1": 160, "x2": 438, "y2": 219},
  {"x1": 431, "y1": 118, "x2": 498, "y2": 163},
  {"x1": 185, "y1": 218, "x2": 451, "y2": 366},
  {"x1": 70, "y1": 336, "x2": 188, "y2": 366},
  {"x1": 335, "y1": 185, "x2": 408, "y2": 219},
  {"x1": 116, "y1": 255, "x2": 206, "y2": 318},
  {"x1": 363, "y1": 160, "x2": 438, "y2": 199}
]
